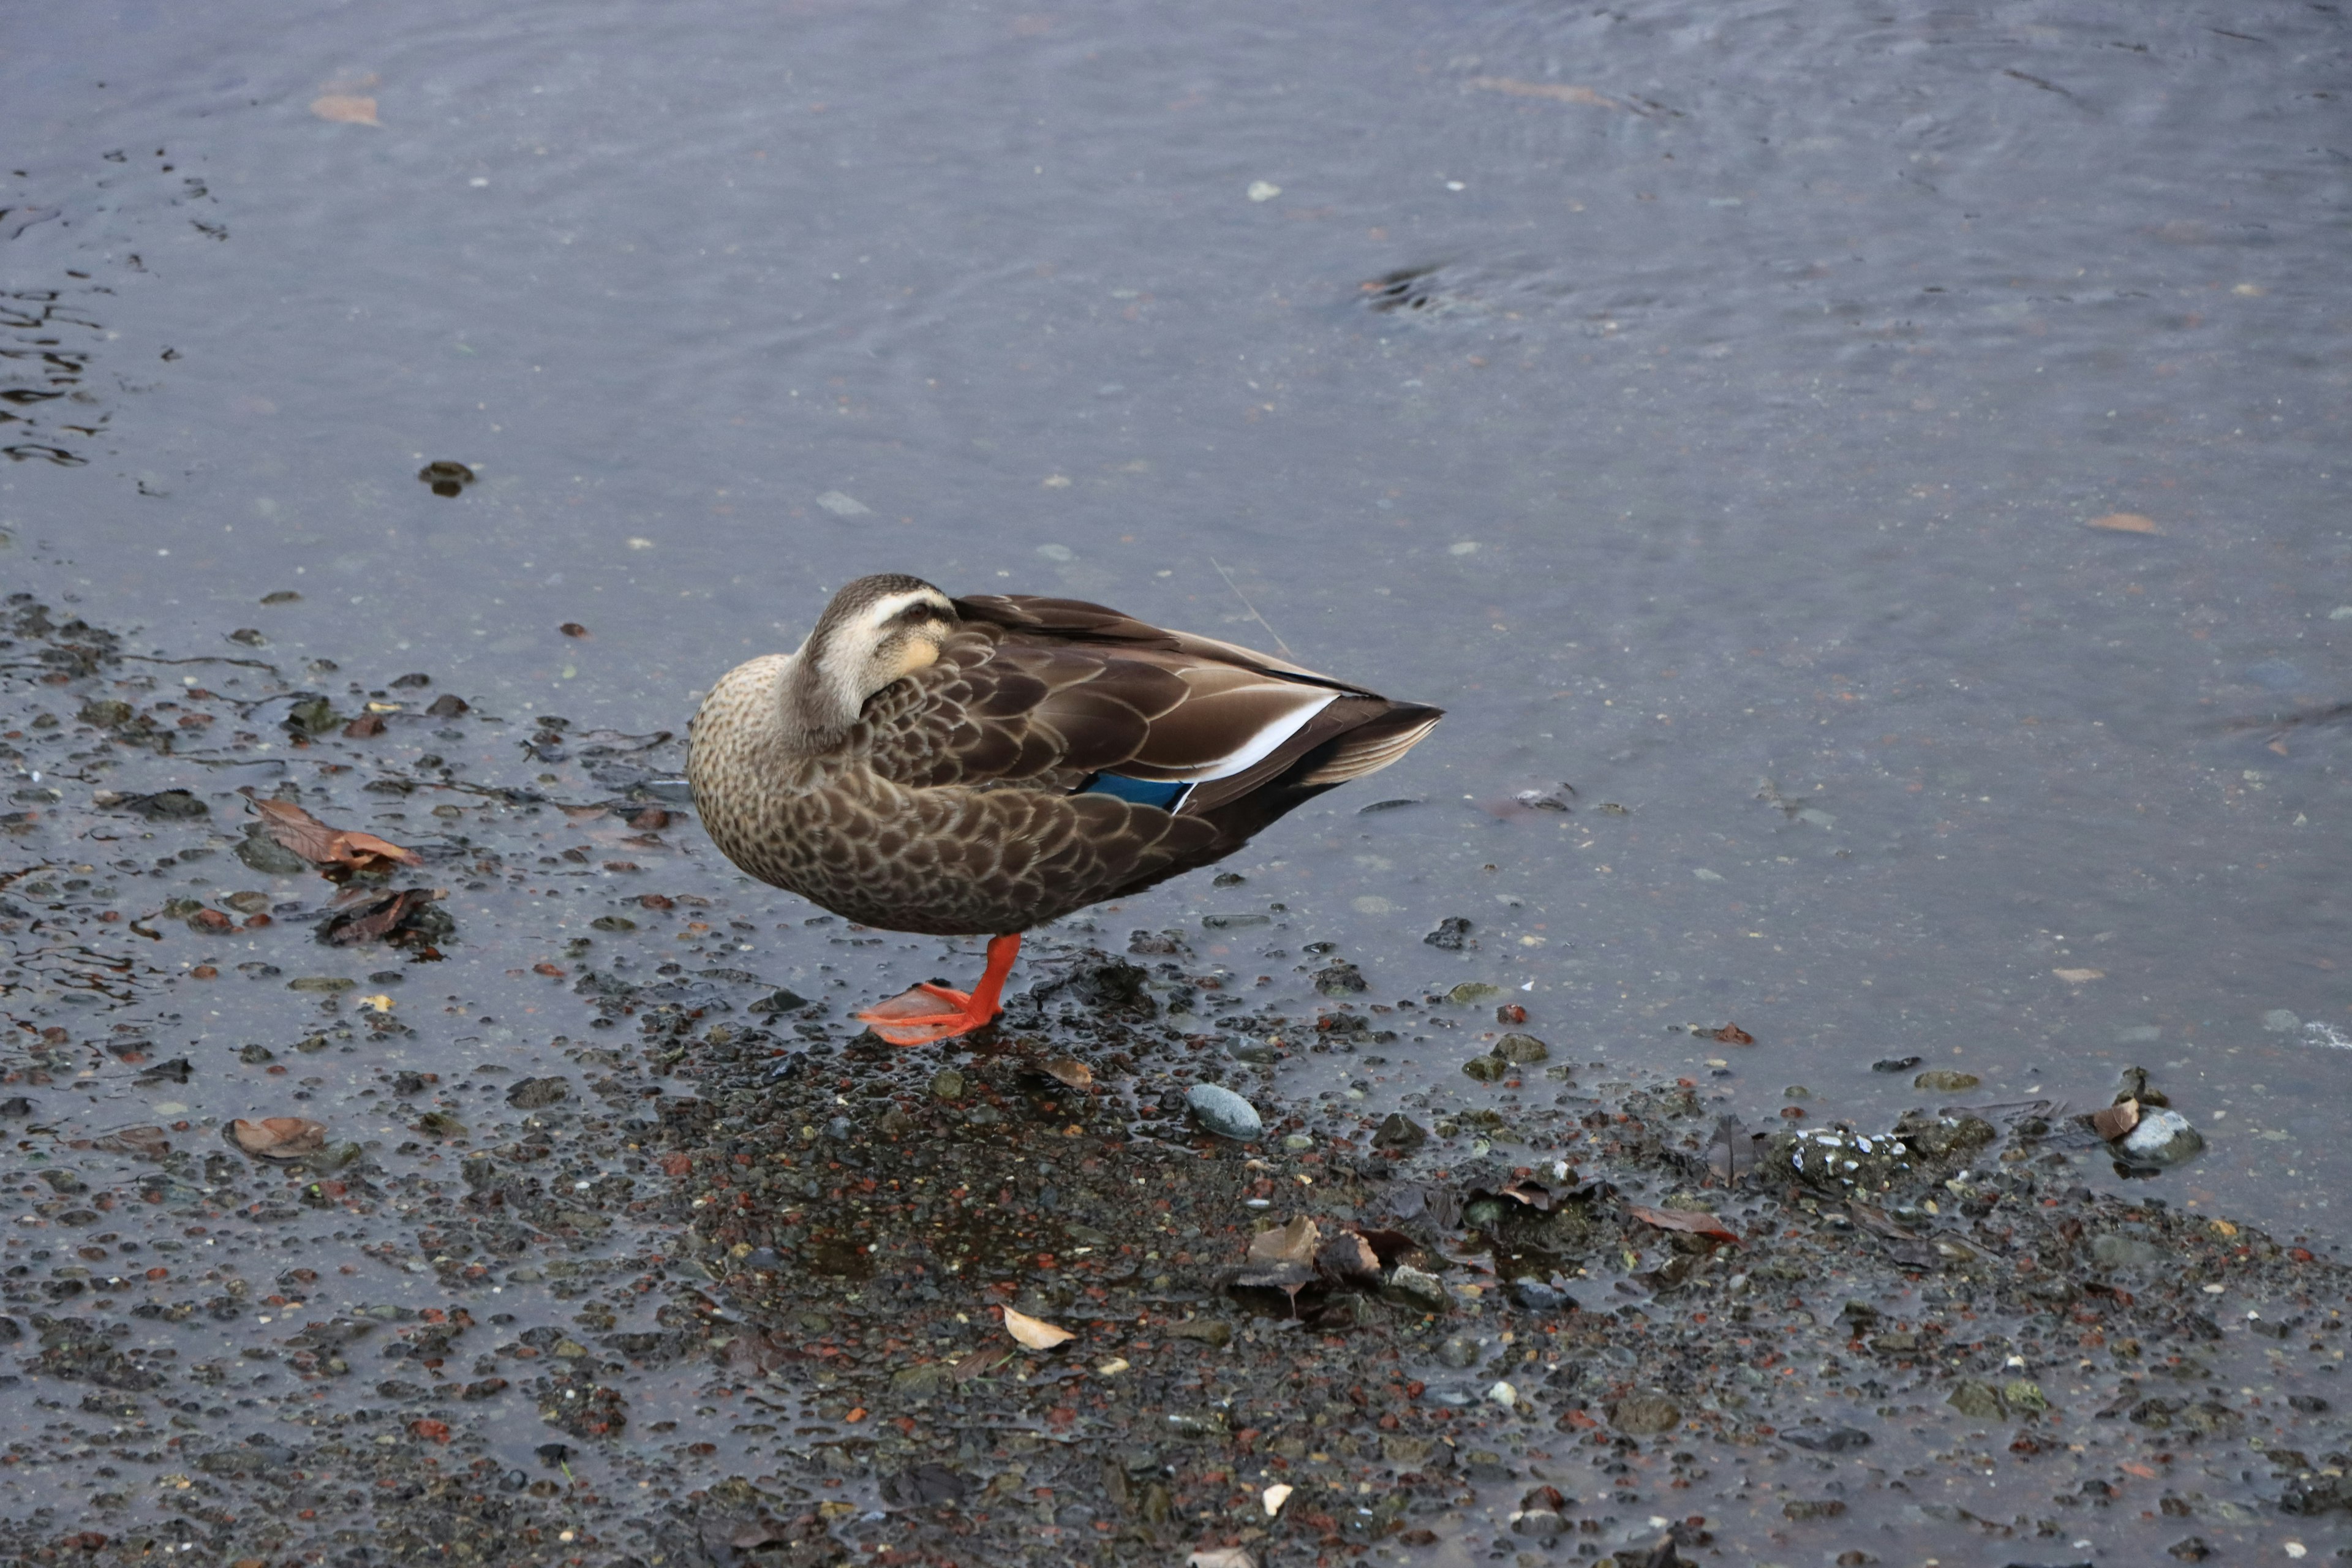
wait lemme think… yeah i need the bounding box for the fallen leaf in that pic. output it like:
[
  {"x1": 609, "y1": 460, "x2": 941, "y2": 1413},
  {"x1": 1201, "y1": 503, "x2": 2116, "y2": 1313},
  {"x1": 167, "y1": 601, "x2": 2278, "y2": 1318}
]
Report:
[
  {"x1": 2087, "y1": 512, "x2": 2158, "y2": 533},
  {"x1": 1000, "y1": 1306, "x2": 1073, "y2": 1351},
  {"x1": 249, "y1": 797, "x2": 421, "y2": 872},
  {"x1": 342, "y1": 713, "x2": 385, "y2": 739},
  {"x1": 231, "y1": 1117, "x2": 327, "y2": 1159},
  {"x1": 1467, "y1": 76, "x2": 1624, "y2": 110},
  {"x1": 1316, "y1": 1232, "x2": 1381, "y2": 1283},
  {"x1": 310, "y1": 95, "x2": 380, "y2": 126},
  {"x1": 1247, "y1": 1215, "x2": 1320, "y2": 1266},
  {"x1": 408, "y1": 1417, "x2": 450, "y2": 1443},
  {"x1": 1707, "y1": 1022, "x2": 1755, "y2": 1046},
  {"x1": 1626, "y1": 1203, "x2": 1741, "y2": 1245},
  {"x1": 1494, "y1": 1179, "x2": 1555, "y2": 1212},
  {"x1": 2090, "y1": 1099, "x2": 2141, "y2": 1141},
  {"x1": 949, "y1": 1344, "x2": 1014, "y2": 1383},
  {"x1": 1038, "y1": 1057, "x2": 1092, "y2": 1090},
  {"x1": 1188, "y1": 1551, "x2": 1257, "y2": 1568},
  {"x1": 2052, "y1": 968, "x2": 2105, "y2": 983}
]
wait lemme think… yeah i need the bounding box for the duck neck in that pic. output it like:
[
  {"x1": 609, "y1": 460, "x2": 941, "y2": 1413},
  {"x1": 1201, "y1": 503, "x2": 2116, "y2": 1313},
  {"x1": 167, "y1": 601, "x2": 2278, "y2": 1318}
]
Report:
[{"x1": 775, "y1": 646, "x2": 862, "y2": 752}]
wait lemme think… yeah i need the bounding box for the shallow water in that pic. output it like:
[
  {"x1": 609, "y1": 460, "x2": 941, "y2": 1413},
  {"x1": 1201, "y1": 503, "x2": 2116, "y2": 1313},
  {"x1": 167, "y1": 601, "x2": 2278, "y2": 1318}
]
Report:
[{"x1": 3, "y1": 0, "x2": 2350, "y2": 1557}]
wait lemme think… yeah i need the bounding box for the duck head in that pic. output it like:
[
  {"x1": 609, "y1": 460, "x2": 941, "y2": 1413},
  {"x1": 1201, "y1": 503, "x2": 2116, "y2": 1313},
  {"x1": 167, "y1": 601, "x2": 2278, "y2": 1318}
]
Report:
[{"x1": 782, "y1": 573, "x2": 959, "y2": 744}]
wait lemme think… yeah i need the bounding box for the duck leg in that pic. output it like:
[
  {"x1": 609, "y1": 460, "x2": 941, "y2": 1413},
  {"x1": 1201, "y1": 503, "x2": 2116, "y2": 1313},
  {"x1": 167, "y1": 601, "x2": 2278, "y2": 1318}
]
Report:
[{"x1": 856, "y1": 933, "x2": 1022, "y2": 1047}]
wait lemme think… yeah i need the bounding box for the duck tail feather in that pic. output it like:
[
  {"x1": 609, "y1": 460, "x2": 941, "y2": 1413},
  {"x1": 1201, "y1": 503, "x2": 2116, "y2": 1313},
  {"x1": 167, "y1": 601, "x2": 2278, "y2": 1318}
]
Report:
[{"x1": 1292, "y1": 704, "x2": 1444, "y2": 786}]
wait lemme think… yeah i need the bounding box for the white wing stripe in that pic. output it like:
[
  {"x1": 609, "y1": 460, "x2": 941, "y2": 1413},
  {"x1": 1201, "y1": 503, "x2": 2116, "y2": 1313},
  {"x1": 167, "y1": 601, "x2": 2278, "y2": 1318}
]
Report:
[{"x1": 1160, "y1": 693, "x2": 1338, "y2": 782}]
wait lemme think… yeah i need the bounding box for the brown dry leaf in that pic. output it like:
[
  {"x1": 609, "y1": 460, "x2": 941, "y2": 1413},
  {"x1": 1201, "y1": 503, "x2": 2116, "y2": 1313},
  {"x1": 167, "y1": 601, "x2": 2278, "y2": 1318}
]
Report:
[
  {"x1": 231, "y1": 1116, "x2": 326, "y2": 1159},
  {"x1": 1466, "y1": 76, "x2": 1623, "y2": 110},
  {"x1": 1039, "y1": 1057, "x2": 1092, "y2": 1090},
  {"x1": 310, "y1": 95, "x2": 380, "y2": 126},
  {"x1": 94, "y1": 1125, "x2": 170, "y2": 1158},
  {"x1": 2052, "y1": 968, "x2": 2105, "y2": 983},
  {"x1": 1000, "y1": 1306, "x2": 1074, "y2": 1351},
  {"x1": 1626, "y1": 1202, "x2": 1741, "y2": 1245},
  {"x1": 1188, "y1": 1551, "x2": 1257, "y2": 1568},
  {"x1": 1316, "y1": 1231, "x2": 1381, "y2": 1283},
  {"x1": 2090, "y1": 1098, "x2": 2142, "y2": 1141},
  {"x1": 1247, "y1": 1215, "x2": 1321, "y2": 1267},
  {"x1": 2087, "y1": 512, "x2": 2158, "y2": 534},
  {"x1": 949, "y1": 1344, "x2": 1015, "y2": 1384},
  {"x1": 251, "y1": 797, "x2": 421, "y2": 872},
  {"x1": 1708, "y1": 1022, "x2": 1755, "y2": 1046}
]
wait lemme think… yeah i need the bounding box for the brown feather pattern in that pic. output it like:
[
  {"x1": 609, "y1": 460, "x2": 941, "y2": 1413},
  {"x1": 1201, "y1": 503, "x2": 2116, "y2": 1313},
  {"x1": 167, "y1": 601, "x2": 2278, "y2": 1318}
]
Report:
[{"x1": 687, "y1": 579, "x2": 1441, "y2": 937}]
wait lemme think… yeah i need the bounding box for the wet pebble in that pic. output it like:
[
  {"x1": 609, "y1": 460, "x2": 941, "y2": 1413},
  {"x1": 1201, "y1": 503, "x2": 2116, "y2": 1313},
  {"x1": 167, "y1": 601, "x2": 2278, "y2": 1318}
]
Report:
[
  {"x1": 506, "y1": 1076, "x2": 570, "y2": 1109},
  {"x1": 1493, "y1": 1032, "x2": 1548, "y2": 1065},
  {"x1": 1508, "y1": 1277, "x2": 1570, "y2": 1313},
  {"x1": 1438, "y1": 1335, "x2": 1481, "y2": 1368},
  {"x1": 1185, "y1": 1082, "x2": 1262, "y2": 1141},
  {"x1": 2120, "y1": 1107, "x2": 2204, "y2": 1166},
  {"x1": 1871, "y1": 1055, "x2": 1923, "y2": 1072},
  {"x1": 1912, "y1": 1068, "x2": 1980, "y2": 1091},
  {"x1": 1384, "y1": 1264, "x2": 1449, "y2": 1313}
]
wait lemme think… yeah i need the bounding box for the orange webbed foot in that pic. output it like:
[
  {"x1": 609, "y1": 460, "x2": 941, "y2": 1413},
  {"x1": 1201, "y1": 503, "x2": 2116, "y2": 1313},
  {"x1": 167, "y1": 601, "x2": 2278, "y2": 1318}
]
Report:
[
  {"x1": 856, "y1": 983, "x2": 1000, "y2": 1047},
  {"x1": 855, "y1": 933, "x2": 1023, "y2": 1048}
]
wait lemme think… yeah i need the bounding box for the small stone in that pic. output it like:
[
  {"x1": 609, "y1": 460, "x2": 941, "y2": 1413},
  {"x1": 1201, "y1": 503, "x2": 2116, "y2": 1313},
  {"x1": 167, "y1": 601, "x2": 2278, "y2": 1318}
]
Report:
[
  {"x1": 1447, "y1": 982, "x2": 1504, "y2": 1005},
  {"x1": 1437, "y1": 1335, "x2": 1480, "y2": 1368},
  {"x1": 1462, "y1": 1054, "x2": 1509, "y2": 1083},
  {"x1": 506, "y1": 1077, "x2": 570, "y2": 1110},
  {"x1": 929, "y1": 1069, "x2": 965, "y2": 1101},
  {"x1": 1510, "y1": 1507, "x2": 1565, "y2": 1539},
  {"x1": 1423, "y1": 917, "x2": 1472, "y2": 951},
  {"x1": 1185, "y1": 1083, "x2": 1262, "y2": 1142},
  {"x1": 1371, "y1": 1113, "x2": 1427, "y2": 1151},
  {"x1": 1782, "y1": 1499, "x2": 1846, "y2": 1521},
  {"x1": 1508, "y1": 1278, "x2": 1568, "y2": 1313},
  {"x1": 1608, "y1": 1393, "x2": 1681, "y2": 1436},
  {"x1": 235, "y1": 827, "x2": 311, "y2": 875},
  {"x1": 2090, "y1": 1233, "x2": 2169, "y2": 1269},
  {"x1": 1313, "y1": 962, "x2": 1368, "y2": 995},
  {"x1": 1493, "y1": 1033, "x2": 1548, "y2": 1065},
  {"x1": 1381, "y1": 1434, "x2": 1434, "y2": 1466},
  {"x1": 1384, "y1": 1264, "x2": 1449, "y2": 1313},
  {"x1": 1913, "y1": 1069, "x2": 1980, "y2": 1091},
  {"x1": 287, "y1": 976, "x2": 356, "y2": 993},
  {"x1": 1485, "y1": 1379, "x2": 1518, "y2": 1409},
  {"x1": 2261, "y1": 1009, "x2": 2301, "y2": 1033},
  {"x1": 2120, "y1": 1107, "x2": 2204, "y2": 1166},
  {"x1": 1946, "y1": 1379, "x2": 2008, "y2": 1420},
  {"x1": 1280, "y1": 1133, "x2": 1314, "y2": 1152},
  {"x1": 1870, "y1": 1056, "x2": 1922, "y2": 1073},
  {"x1": 2003, "y1": 1379, "x2": 2048, "y2": 1411}
]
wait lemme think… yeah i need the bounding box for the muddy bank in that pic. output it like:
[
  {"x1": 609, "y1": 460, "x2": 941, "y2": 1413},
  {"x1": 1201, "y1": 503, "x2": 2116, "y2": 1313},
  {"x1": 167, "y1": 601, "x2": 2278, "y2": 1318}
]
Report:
[{"x1": 1, "y1": 594, "x2": 2346, "y2": 1568}]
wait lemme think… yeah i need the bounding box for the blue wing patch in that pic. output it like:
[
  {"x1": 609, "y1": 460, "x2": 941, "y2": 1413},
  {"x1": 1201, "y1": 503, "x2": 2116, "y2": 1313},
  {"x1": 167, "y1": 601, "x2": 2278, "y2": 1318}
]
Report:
[{"x1": 1077, "y1": 772, "x2": 1193, "y2": 811}]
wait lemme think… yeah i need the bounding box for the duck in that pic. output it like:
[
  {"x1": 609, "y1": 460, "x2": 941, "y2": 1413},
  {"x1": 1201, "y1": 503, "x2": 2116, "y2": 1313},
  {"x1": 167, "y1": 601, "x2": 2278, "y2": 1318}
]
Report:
[{"x1": 687, "y1": 573, "x2": 1442, "y2": 1046}]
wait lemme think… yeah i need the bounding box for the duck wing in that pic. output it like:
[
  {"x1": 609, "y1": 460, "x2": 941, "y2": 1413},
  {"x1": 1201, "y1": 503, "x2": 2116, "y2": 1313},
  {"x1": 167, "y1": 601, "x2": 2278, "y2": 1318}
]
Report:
[{"x1": 859, "y1": 592, "x2": 1437, "y2": 809}]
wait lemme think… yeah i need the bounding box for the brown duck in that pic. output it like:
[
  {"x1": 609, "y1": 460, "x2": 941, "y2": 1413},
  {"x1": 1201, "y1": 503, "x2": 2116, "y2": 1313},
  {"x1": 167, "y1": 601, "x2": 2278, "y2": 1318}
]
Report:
[{"x1": 687, "y1": 574, "x2": 1442, "y2": 1045}]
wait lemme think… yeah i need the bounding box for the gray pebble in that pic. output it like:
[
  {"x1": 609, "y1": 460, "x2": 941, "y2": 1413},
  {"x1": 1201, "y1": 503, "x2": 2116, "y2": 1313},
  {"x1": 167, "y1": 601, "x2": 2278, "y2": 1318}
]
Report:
[
  {"x1": 2120, "y1": 1107, "x2": 2204, "y2": 1166},
  {"x1": 1185, "y1": 1082, "x2": 1262, "y2": 1141}
]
